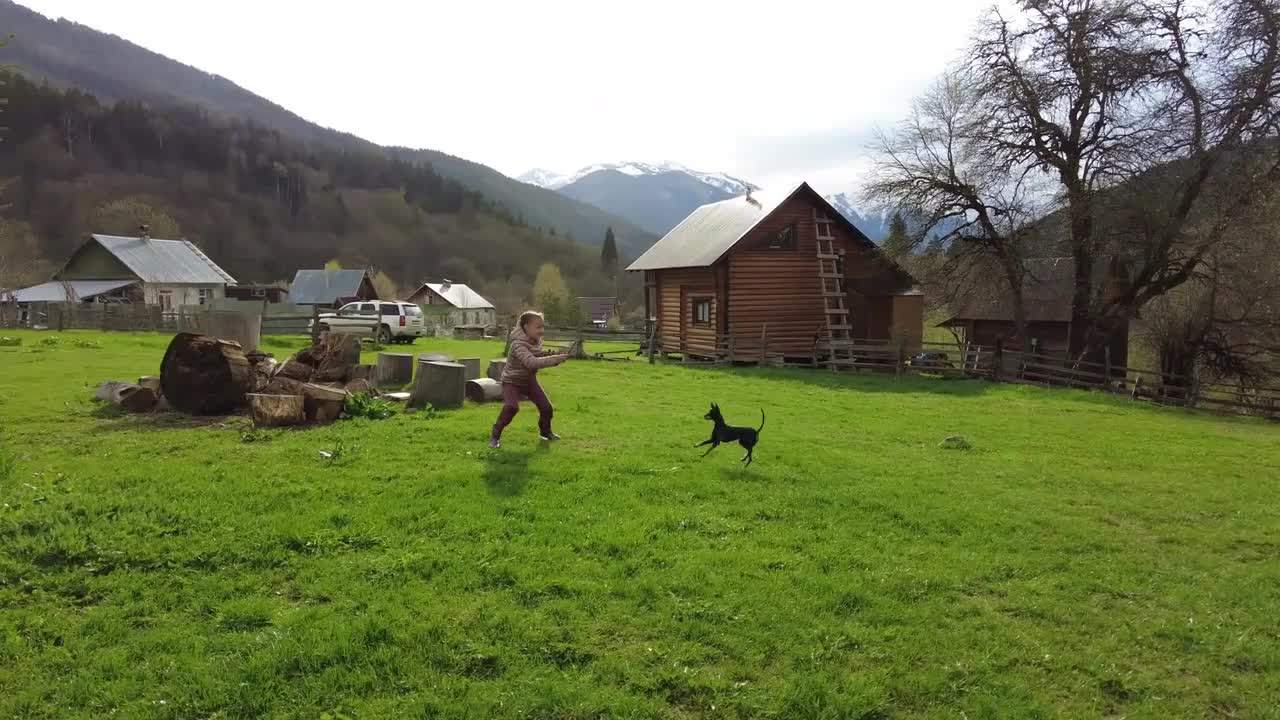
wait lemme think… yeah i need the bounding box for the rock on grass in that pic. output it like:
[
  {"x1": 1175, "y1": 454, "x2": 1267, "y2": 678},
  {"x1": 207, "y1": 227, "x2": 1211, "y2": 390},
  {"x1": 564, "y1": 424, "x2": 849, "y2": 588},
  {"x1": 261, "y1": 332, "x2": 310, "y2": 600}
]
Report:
[{"x1": 939, "y1": 435, "x2": 972, "y2": 450}]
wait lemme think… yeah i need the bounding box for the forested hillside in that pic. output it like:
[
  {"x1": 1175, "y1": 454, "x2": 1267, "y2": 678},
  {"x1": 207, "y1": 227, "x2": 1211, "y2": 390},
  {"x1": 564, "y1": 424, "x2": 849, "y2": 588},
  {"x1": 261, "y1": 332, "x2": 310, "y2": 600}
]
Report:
[
  {"x1": 0, "y1": 70, "x2": 631, "y2": 314},
  {"x1": 0, "y1": 0, "x2": 654, "y2": 270}
]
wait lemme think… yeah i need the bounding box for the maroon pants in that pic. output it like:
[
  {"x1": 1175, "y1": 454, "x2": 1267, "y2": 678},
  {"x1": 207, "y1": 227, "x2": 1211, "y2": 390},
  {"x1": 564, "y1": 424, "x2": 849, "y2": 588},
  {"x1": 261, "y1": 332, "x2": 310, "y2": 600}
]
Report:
[{"x1": 491, "y1": 377, "x2": 553, "y2": 439}]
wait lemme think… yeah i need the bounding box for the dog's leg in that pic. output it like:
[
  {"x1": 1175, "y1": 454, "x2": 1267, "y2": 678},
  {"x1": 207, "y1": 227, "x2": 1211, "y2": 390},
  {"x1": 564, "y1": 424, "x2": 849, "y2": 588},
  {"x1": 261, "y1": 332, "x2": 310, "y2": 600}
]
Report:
[
  {"x1": 700, "y1": 442, "x2": 719, "y2": 457},
  {"x1": 694, "y1": 438, "x2": 715, "y2": 448}
]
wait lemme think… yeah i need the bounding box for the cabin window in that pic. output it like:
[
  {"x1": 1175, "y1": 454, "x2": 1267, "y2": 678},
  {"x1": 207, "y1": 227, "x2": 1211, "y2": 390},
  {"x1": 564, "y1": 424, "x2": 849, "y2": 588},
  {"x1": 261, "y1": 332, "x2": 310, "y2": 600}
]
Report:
[
  {"x1": 197, "y1": 288, "x2": 211, "y2": 305},
  {"x1": 691, "y1": 297, "x2": 712, "y2": 326},
  {"x1": 764, "y1": 224, "x2": 795, "y2": 250},
  {"x1": 157, "y1": 291, "x2": 173, "y2": 312},
  {"x1": 251, "y1": 288, "x2": 266, "y2": 298}
]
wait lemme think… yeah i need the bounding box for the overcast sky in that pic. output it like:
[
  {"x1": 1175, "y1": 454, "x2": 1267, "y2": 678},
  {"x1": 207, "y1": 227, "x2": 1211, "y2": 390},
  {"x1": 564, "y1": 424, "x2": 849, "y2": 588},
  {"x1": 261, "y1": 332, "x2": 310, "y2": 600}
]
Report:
[{"x1": 21, "y1": 0, "x2": 993, "y2": 195}]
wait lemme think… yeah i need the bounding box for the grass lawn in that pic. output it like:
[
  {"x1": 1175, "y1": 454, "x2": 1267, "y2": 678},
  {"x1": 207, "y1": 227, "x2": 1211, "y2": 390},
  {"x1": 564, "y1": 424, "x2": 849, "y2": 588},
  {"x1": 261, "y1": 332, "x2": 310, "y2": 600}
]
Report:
[{"x1": 2, "y1": 329, "x2": 1279, "y2": 719}]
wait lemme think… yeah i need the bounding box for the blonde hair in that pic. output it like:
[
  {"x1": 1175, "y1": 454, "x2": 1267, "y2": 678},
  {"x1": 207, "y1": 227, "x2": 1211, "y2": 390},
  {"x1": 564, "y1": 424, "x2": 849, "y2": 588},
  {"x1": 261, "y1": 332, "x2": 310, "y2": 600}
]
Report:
[{"x1": 518, "y1": 310, "x2": 545, "y2": 330}]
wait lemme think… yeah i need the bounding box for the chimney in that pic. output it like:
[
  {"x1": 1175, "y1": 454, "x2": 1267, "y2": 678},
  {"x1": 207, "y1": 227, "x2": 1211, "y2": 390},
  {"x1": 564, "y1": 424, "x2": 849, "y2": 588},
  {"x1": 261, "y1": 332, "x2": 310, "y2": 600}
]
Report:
[
  {"x1": 440, "y1": 278, "x2": 452, "y2": 293},
  {"x1": 138, "y1": 224, "x2": 151, "y2": 242}
]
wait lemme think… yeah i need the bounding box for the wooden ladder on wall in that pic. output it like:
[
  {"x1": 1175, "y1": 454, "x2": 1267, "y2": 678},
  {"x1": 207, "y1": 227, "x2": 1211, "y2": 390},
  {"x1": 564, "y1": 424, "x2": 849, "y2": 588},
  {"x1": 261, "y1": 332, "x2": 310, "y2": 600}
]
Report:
[{"x1": 815, "y1": 210, "x2": 853, "y2": 370}]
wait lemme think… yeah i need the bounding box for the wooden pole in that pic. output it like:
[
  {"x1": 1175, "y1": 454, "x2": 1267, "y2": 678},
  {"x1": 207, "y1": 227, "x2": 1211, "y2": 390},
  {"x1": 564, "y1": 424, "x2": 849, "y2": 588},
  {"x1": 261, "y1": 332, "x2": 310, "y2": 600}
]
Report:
[
  {"x1": 992, "y1": 337, "x2": 1003, "y2": 381},
  {"x1": 647, "y1": 323, "x2": 658, "y2": 364},
  {"x1": 759, "y1": 323, "x2": 768, "y2": 366},
  {"x1": 1104, "y1": 346, "x2": 1112, "y2": 388},
  {"x1": 311, "y1": 305, "x2": 321, "y2": 345}
]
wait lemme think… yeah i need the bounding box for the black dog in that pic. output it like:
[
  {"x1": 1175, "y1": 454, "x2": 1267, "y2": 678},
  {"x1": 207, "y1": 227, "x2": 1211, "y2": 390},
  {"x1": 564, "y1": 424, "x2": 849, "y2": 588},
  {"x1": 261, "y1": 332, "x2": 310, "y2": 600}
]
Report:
[{"x1": 696, "y1": 403, "x2": 765, "y2": 466}]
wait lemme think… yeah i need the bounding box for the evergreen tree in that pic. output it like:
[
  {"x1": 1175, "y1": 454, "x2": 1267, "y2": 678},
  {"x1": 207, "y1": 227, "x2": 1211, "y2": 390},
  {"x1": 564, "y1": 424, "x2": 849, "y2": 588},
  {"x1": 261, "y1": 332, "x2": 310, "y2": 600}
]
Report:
[
  {"x1": 882, "y1": 211, "x2": 912, "y2": 259},
  {"x1": 601, "y1": 226, "x2": 618, "y2": 273}
]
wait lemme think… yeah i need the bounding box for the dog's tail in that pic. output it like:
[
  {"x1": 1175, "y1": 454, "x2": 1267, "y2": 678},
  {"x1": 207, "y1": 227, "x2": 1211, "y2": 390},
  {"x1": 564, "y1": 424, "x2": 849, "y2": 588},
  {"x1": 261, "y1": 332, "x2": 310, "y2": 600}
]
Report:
[{"x1": 757, "y1": 409, "x2": 766, "y2": 433}]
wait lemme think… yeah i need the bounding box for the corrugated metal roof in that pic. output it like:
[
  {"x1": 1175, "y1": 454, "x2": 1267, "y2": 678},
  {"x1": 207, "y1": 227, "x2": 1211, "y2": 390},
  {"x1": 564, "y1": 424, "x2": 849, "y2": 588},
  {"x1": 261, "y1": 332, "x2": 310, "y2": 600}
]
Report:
[
  {"x1": 13, "y1": 279, "x2": 138, "y2": 303},
  {"x1": 90, "y1": 234, "x2": 237, "y2": 285},
  {"x1": 419, "y1": 282, "x2": 494, "y2": 309},
  {"x1": 289, "y1": 270, "x2": 371, "y2": 305},
  {"x1": 625, "y1": 187, "x2": 794, "y2": 271}
]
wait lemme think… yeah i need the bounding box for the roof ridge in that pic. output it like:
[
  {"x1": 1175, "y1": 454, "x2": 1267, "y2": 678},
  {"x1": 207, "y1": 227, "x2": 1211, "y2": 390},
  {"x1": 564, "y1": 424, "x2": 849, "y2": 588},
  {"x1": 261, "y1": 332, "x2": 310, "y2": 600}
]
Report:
[{"x1": 183, "y1": 240, "x2": 237, "y2": 284}]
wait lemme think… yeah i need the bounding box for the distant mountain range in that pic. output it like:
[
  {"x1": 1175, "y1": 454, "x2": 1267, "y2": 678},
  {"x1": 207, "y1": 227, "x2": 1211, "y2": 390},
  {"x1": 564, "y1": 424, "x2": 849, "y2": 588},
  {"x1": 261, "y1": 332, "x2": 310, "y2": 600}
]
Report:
[{"x1": 519, "y1": 162, "x2": 892, "y2": 241}]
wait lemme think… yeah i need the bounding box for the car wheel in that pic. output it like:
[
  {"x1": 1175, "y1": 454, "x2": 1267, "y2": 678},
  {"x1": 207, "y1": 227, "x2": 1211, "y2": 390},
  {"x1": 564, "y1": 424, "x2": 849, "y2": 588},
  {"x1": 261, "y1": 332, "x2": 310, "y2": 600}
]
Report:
[
  {"x1": 405, "y1": 336, "x2": 416, "y2": 345},
  {"x1": 378, "y1": 325, "x2": 392, "y2": 344}
]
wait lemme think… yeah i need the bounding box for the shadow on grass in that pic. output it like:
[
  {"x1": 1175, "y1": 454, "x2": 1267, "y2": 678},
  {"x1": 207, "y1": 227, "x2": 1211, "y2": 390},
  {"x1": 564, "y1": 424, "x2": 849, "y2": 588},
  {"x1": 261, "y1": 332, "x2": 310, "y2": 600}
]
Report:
[
  {"x1": 90, "y1": 406, "x2": 246, "y2": 432},
  {"x1": 482, "y1": 449, "x2": 536, "y2": 497}
]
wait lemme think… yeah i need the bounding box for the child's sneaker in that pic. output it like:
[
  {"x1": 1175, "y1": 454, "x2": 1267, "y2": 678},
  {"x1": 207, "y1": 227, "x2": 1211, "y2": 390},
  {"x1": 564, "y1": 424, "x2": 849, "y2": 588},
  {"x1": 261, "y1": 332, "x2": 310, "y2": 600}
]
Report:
[
  {"x1": 488, "y1": 437, "x2": 501, "y2": 449},
  {"x1": 540, "y1": 432, "x2": 562, "y2": 441}
]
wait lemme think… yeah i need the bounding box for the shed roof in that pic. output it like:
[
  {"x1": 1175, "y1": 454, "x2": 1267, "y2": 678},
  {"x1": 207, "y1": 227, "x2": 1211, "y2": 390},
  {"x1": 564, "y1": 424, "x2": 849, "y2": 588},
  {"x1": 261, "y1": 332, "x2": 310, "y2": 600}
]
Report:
[
  {"x1": 414, "y1": 282, "x2": 494, "y2": 310},
  {"x1": 12, "y1": 279, "x2": 138, "y2": 303},
  {"x1": 289, "y1": 269, "x2": 372, "y2": 304},
  {"x1": 578, "y1": 296, "x2": 619, "y2": 321},
  {"x1": 625, "y1": 182, "x2": 879, "y2": 272},
  {"x1": 940, "y1": 257, "x2": 1107, "y2": 325},
  {"x1": 80, "y1": 234, "x2": 237, "y2": 284}
]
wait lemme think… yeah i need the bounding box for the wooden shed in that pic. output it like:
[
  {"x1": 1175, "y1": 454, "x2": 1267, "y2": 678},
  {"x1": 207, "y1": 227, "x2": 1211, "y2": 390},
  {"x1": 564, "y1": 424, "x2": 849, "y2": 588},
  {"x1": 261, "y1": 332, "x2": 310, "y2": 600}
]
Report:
[{"x1": 626, "y1": 182, "x2": 922, "y2": 360}]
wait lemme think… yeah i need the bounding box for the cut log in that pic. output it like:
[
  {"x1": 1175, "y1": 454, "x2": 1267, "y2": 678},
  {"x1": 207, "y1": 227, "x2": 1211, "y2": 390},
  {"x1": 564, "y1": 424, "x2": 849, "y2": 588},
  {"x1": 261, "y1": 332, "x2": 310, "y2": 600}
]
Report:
[
  {"x1": 486, "y1": 359, "x2": 507, "y2": 381},
  {"x1": 376, "y1": 352, "x2": 414, "y2": 387},
  {"x1": 263, "y1": 376, "x2": 307, "y2": 396},
  {"x1": 101, "y1": 382, "x2": 158, "y2": 412},
  {"x1": 94, "y1": 380, "x2": 127, "y2": 402},
  {"x1": 248, "y1": 393, "x2": 305, "y2": 427},
  {"x1": 410, "y1": 360, "x2": 465, "y2": 409},
  {"x1": 137, "y1": 375, "x2": 161, "y2": 393},
  {"x1": 465, "y1": 377, "x2": 504, "y2": 403},
  {"x1": 348, "y1": 364, "x2": 375, "y2": 382},
  {"x1": 345, "y1": 378, "x2": 376, "y2": 396},
  {"x1": 311, "y1": 363, "x2": 349, "y2": 382},
  {"x1": 458, "y1": 357, "x2": 481, "y2": 381},
  {"x1": 276, "y1": 357, "x2": 315, "y2": 382},
  {"x1": 301, "y1": 383, "x2": 348, "y2": 425},
  {"x1": 160, "y1": 333, "x2": 252, "y2": 415},
  {"x1": 419, "y1": 352, "x2": 453, "y2": 363}
]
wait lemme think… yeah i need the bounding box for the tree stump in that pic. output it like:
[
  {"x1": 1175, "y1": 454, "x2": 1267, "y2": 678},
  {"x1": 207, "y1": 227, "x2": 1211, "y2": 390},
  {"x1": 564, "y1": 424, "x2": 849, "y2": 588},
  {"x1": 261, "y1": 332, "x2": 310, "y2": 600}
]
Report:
[
  {"x1": 419, "y1": 352, "x2": 453, "y2": 363},
  {"x1": 344, "y1": 378, "x2": 376, "y2": 396},
  {"x1": 160, "y1": 333, "x2": 252, "y2": 415},
  {"x1": 486, "y1": 359, "x2": 507, "y2": 381},
  {"x1": 376, "y1": 352, "x2": 414, "y2": 387},
  {"x1": 411, "y1": 360, "x2": 465, "y2": 409},
  {"x1": 301, "y1": 383, "x2": 347, "y2": 425},
  {"x1": 276, "y1": 357, "x2": 315, "y2": 382},
  {"x1": 348, "y1": 364, "x2": 375, "y2": 382},
  {"x1": 207, "y1": 310, "x2": 262, "y2": 352},
  {"x1": 465, "y1": 377, "x2": 504, "y2": 403},
  {"x1": 248, "y1": 394, "x2": 305, "y2": 427},
  {"x1": 96, "y1": 382, "x2": 158, "y2": 412},
  {"x1": 459, "y1": 357, "x2": 481, "y2": 381},
  {"x1": 263, "y1": 376, "x2": 307, "y2": 396}
]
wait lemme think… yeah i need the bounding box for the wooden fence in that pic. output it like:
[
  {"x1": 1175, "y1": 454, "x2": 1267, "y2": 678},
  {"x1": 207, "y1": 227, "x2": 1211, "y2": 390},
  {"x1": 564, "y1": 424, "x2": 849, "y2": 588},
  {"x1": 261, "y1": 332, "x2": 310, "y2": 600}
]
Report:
[{"x1": 654, "y1": 328, "x2": 1280, "y2": 421}]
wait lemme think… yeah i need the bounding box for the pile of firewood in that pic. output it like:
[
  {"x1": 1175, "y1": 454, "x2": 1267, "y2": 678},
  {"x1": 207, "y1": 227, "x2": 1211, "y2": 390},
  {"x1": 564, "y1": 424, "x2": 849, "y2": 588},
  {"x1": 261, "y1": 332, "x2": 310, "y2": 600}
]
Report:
[{"x1": 94, "y1": 332, "x2": 381, "y2": 428}]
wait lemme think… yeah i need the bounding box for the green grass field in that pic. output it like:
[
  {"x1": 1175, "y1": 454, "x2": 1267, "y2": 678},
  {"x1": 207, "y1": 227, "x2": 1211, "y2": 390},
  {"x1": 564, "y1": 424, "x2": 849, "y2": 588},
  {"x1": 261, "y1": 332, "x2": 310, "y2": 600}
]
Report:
[{"x1": 2, "y1": 330, "x2": 1278, "y2": 719}]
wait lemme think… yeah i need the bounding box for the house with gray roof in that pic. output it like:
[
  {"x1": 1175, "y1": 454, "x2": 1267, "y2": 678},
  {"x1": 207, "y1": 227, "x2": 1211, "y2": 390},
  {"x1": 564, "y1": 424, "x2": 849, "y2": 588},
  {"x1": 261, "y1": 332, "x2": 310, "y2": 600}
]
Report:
[
  {"x1": 288, "y1": 269, "x2": 379, "y2": 308},
  {"x1": 47, "y1": 231, "x2": 237, "y2": 310},
  {"x1": 407, "y1": 280, "x2": 496, "y2": 328}
]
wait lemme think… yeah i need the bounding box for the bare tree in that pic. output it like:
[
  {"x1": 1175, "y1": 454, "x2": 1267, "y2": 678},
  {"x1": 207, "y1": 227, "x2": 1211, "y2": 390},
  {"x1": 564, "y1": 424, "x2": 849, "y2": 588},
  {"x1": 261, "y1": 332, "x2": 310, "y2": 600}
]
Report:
[
  {"x1": 870, "y1": 0, "x2": 1280, "y2": 361},
  {"x1": 864, "y1": 73, "x2": 1054, "y2": 342}
]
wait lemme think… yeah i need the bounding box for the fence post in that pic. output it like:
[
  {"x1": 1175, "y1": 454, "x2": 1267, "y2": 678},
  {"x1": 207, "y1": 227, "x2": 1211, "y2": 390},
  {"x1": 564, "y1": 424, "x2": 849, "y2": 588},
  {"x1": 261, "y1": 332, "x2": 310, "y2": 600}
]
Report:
[
  {"x1": 895, "y1": 338, "x2": 905, "y2": 378},
  {"x1": 992, "y1": 337, "x2": 1003, "y2": 382},
  {"x1": 759, "y1": 323, "x2": 768, "y2": 366},
  {"x1": 1104, "y1": 346, "x2": 1112, "y2": 390},
  {"x1": 311, "y1": 305, "x2": 321, "y2": 345},
  {"x1": 646, "y1": 322, "x2": 657, "y2": 364}
]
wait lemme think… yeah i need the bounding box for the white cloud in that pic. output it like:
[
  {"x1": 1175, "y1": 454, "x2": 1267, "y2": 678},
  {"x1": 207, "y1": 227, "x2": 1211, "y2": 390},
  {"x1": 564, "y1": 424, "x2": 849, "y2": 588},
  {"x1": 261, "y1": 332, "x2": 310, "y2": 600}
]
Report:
[{"x1": 20, "y1": 0, "x2": 992, "y2": 192}]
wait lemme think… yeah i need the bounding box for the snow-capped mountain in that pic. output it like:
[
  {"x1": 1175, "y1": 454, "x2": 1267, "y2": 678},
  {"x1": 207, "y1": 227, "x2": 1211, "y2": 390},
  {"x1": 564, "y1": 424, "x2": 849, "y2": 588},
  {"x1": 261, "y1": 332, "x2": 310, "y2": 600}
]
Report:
[
  {"x1": 516, "y1": 161, "x2": 758, "y2": 235},
  {"x1": 516, "y1": 168, "x2": 572, "y2": 189},
  {"x1": 824, "y1": 192, "x2": 892, "y2": 242}
]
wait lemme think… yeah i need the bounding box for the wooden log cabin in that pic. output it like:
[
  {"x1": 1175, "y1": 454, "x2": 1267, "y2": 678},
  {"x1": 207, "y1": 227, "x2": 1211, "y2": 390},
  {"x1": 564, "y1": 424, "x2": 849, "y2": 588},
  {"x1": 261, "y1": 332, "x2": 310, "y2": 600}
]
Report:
[{"x1": 627, "y1": 182, "x2": 923, "y2": 361}]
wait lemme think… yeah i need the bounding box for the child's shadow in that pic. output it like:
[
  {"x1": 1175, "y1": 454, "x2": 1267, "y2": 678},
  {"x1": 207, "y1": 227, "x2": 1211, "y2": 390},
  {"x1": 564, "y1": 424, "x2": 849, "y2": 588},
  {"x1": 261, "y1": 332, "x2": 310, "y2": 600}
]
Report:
[{"x1": 482, "y1": 449, "x2": 541, "y2": 496}]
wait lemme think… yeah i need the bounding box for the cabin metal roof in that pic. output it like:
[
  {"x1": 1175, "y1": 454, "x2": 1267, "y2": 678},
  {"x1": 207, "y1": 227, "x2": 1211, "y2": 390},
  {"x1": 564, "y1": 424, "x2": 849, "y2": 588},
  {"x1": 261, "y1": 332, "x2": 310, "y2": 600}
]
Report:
[
  {"x1": 625, "y1": 182, "x2": 879, "y2": 271},
  {"x1": 87, "y1": 234, "x2": 237, "y2": 285},
  {"x1": 12, "y1": 279, "x2": 138, "y2": 303},
  {"x1": 289, "y1": 270, "x2": 372, "y2": 305},
  {"x1": 413, "y1": 282, "x2": 494, "y2": 309}
]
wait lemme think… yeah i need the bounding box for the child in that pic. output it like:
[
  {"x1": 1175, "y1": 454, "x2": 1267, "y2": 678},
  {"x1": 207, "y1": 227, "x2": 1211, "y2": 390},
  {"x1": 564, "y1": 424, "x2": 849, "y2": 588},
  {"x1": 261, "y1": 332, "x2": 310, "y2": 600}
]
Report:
[{"x1": 490, "y1": 310, "x2": 569, "y2": 448}]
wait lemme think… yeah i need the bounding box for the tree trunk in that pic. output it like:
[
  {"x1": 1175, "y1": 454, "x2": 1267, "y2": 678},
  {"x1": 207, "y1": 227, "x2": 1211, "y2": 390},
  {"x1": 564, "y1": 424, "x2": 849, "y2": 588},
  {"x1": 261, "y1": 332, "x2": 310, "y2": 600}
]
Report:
[
  {"x1": 465, "y1": 377, "x2": 504, "y2": 403},
  {"x1": 160, "y1": 333, "x2": 252, "y2": 415},
  {"x1": 375, "y1": 352, "x2": 414, "y2": 387},
  {"x1": 411, "y1": 360, "x2": 465, "y2": 409},
  {"x1": 248, "y1": 393, "x2": 305, "y2": 427},
  {"x1": 1066, "y1": 188, "x2": 1096, "y2": 363},
  {"x1": 301, "y1": 383, "x2": 347, "y2": 425}
]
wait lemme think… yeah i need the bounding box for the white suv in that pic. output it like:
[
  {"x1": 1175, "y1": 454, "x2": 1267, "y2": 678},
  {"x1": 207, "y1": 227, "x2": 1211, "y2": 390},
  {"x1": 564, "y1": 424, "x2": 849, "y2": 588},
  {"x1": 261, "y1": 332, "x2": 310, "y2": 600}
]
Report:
[{"x1": 316, "y1": 301, "x2": 426, "y2": 344}]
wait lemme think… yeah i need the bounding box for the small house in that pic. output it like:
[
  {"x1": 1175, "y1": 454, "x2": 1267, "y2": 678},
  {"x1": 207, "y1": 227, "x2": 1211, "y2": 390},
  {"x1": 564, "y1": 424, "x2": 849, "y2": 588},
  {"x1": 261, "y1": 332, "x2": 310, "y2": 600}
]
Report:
[
  {"x1": 51, "y1": 232, "x2": 236, "y2": 311},
  {"x1": 407, "y1": 280, "x2": 496, "y2": 328},
  {"x1": 288, "y1": 269, "x2": 378, "y2": 308},
  {"x1": 626, "y1": 183, "x2": 922, "y2": 358},
  {"x1": 226, "y1": 283, "x2": 289, "y2": 303},
  {"x1": 938, "y1": 257, "x2": 1129, "y2": 365},
  {"x1": 578, "y1": 296, "x2": 620, "y2": 328}
]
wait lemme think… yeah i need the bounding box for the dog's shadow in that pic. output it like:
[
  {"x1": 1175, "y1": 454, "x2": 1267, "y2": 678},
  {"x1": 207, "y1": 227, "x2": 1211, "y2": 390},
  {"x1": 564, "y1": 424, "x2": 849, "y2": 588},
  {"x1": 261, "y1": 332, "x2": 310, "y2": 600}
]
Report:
[
  {"x1": 481, "y1": 444, "x2": 552, "y2": 496},
  {"x1": 717, "y1": 465, "x2": 767, "y2": 482}
]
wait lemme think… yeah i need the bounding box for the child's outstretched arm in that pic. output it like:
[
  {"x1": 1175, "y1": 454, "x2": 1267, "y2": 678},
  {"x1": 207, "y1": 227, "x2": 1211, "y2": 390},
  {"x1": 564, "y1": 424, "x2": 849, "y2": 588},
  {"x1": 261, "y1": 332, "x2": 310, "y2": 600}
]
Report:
[{"x1": 512, "y1": 341, "x2": 566, "y2": 370}]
